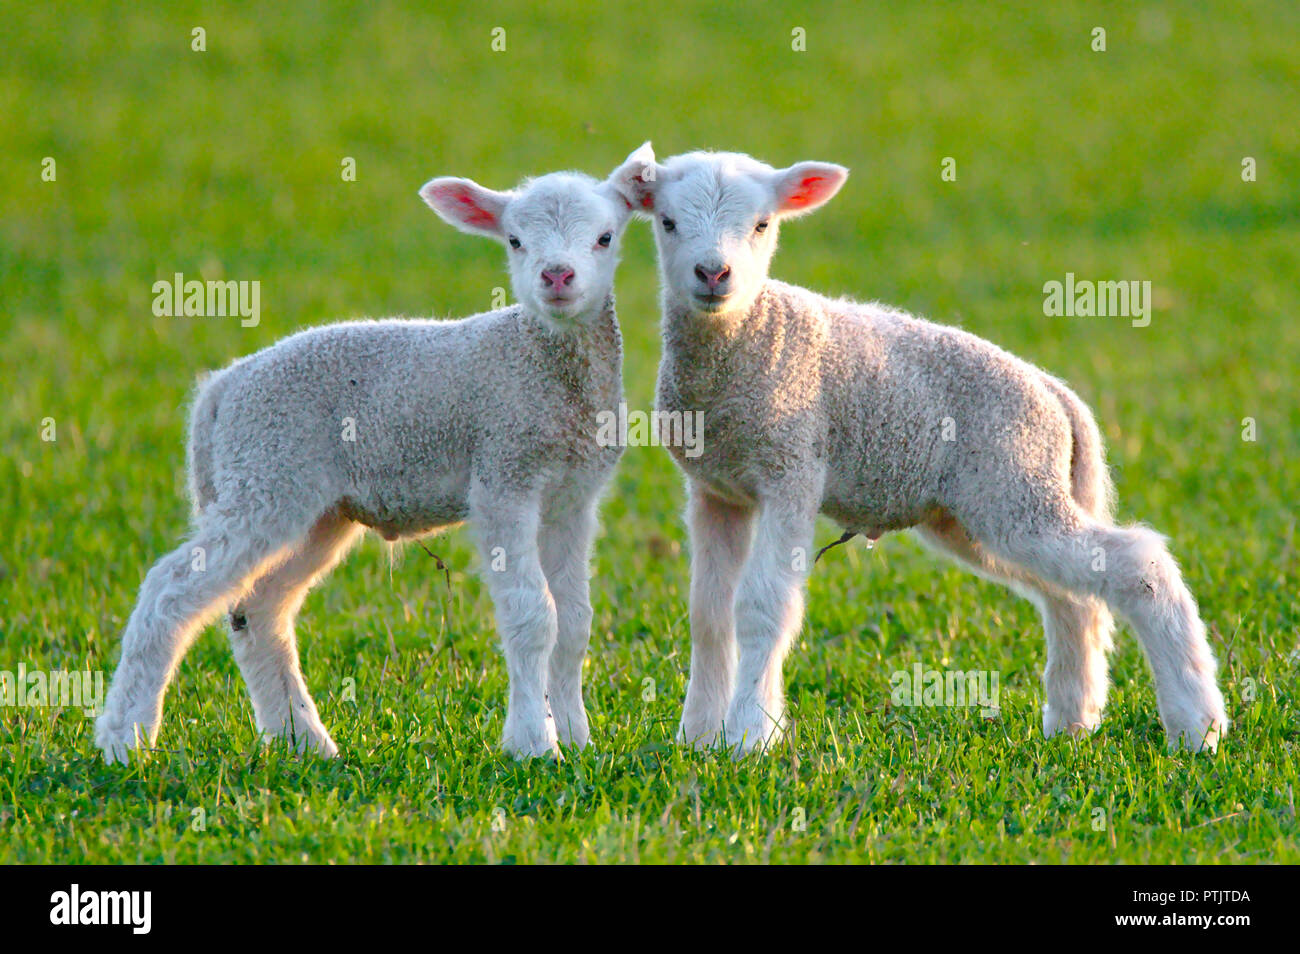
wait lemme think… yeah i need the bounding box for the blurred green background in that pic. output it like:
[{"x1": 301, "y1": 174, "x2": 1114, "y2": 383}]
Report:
[{"x1": 0, "y1": 1, "x2": 1296, "y2": 862}]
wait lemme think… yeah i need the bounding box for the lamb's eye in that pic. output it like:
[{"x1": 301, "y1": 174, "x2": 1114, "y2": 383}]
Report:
[
  {"x1": 508, "y1": 236, "x2": 522, "y2": 250},
  {"x1": 661, "y1": 216, "x2": 676, "y2": 233},
  {"x1": 598, "y1": 232, "x2": 612, "y2": 247},
  {"x1": 755, "y1": 220, "x2": 769, "y2": 233}
]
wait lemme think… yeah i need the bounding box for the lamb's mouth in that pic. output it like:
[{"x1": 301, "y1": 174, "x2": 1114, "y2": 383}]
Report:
[{"x1": 693, "y1": 292, "x2": 731, "y2": 310}]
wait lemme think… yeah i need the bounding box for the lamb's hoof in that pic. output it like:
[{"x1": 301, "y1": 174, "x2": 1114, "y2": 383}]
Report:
[
  {"x1": 265, "y1": 726, "x2": 339, "y2": 759},
  {"x1": 555, "y1": 731, "x2": 590, "y2": 753},
  {"x1": 94, "y1": 715, "x2": 153, "y2": 765},
  {"x1": 722, "y1": 707, "x2": 783, "y2": 758},
  {"x1": 1166, "y1": 714, "x2": 1227, "y2": 753},
  {"x1": 504, "y1": 740, "x2": 562, "y2": 761},
  {"x1": 1042, "y1": 707, "x2": 1102, "y2": 739},
  {"x1": 502, "y1": 721, "x2": 562, "y2": 761},
  {"x1": 676, "y1": 720, "x2": 723, "y2": 751},
  {"x1": 549, "y1": 705, "x2": 590, "y2": 751},
  {"x1": 1162, "y1": 687, "x2": 1228, "y2": 752},
  {"x1": 258, "y1": 717, "x2": 338, "y2": 764},
  {"x1": 727, "y1": 731, "x2": 775, "y2": 758}
]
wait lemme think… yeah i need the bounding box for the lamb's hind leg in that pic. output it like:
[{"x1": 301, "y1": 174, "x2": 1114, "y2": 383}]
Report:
[
  {"x1": 916, "y1": 513, "x2": 1115, "y2": 738},
  {"x1": 964, "y1": 502, "x2": 1227, "y2": 751},
  {"x1": 1039, "y1": 596, "x2": 1115, "y2": 736},
  {"x1": 227, "y1": 509, "x2": 361, "y2": 757},
  {"x1": 96, "y1": 506, "x2": 314, "y2": 763}
]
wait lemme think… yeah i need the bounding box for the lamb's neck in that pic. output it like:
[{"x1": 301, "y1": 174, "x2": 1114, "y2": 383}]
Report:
[
  {"x1": 520, "y1": 295, "x2": 623, "y2": 394},
  {"x1": 661, "y1": 283, "x2": 783, "y2": 366}
]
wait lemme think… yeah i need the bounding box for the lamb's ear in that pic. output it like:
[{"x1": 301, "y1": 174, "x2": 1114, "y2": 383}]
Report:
[
  {"x1": 771, "y1": 161, "x2": 849, "y2": 217},
  {"x1": 607, "y1": 141, "x2": 660, "y2": 214},
  {"x1": 419, "y1": 177, "x2": 513, "y2": 239}
]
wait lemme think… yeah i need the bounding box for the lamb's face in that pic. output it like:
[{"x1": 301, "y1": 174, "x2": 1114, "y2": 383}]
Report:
[
  {"x1": 499, "y1": 175, "x2": 628, "y2": 324},
  {"x1": 420, "y1": 163, "x2": 636, "y2": 328},
  {"x1": 649, "y1": 155, "x2": 782, "y2": 316},
  {"x1": 611, "y1": 148, "x2": 849, "y2": 318}
]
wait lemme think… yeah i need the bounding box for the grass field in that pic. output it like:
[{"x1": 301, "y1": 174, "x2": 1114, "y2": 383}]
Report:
[{"x1": 1, "y1": 1, "x2": 1297, "y2": 863}]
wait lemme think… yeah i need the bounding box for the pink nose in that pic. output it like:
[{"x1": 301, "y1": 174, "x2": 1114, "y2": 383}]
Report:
[
  {"x1": 694, "y1": 263, "x2": 731, "y2": 289},
  {"x1": 542, "y1": 267, "x2": 575, "y2": 288}
]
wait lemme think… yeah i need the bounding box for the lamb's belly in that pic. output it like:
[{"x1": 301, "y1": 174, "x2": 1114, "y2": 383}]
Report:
[
  {"x1": 821, "y1": 497, "x2": 928, "y2": 538},
  {"x1": 341, "y1": 468, "x2": 471, "y2": 540},
  {"x1": 821, "y1": 472, "x2": 935, "y2": 536}
]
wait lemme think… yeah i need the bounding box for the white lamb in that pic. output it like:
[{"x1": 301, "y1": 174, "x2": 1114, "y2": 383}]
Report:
[
  {"x1": 618, "y1": 144, "x2": 1228, "y2": 754},
  {"x1": 95, "y1": 146, "x2": 652, "y2": 763}
]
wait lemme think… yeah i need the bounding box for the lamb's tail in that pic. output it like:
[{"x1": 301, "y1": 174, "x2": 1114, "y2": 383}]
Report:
[
  {"x1": 186, "y1": 367, "x2": 231, "y2": 514},
  {"x1": 1040, "y1": 374, "x2": 1114, "y2": 522}
]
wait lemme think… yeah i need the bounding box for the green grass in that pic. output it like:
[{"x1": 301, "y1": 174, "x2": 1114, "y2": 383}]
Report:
[{"x1": 2, "y1": 0, "x2": 1297, "y2": 863}]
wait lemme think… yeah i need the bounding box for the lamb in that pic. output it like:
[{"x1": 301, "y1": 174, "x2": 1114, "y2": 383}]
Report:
[
  {"x1": 94, "y1": 146, "x2": 652, "y2": 764},
  {"x1": 620, "y1": 145, "x2": 1228, "y2": 754}
]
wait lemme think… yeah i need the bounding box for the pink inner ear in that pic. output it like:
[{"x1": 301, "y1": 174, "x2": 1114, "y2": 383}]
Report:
[
  {"x1": 434, "y1": 185, "x2": 497, "y2": 228},
  {"x1": 783, "y1": 175, "x2": 831, "y2": 210}
]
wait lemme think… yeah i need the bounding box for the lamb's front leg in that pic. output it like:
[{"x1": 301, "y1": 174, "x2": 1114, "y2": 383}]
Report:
[
  {"x1": 539, "y1": 502, "x2": 598, "y2": 749},
  {"x1": 472, "y1": 491, "x2": 559, "y2": 759},
  {"x1": 679, "y1": 486, "x2": 755, "y2": 748},
  {"x1": 725, "y1": 493, "x2": 816, "y2": 755}
]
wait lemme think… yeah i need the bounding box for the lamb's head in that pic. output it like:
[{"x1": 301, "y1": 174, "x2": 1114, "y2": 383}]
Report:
[
  {"x1": 420, "y1": 148, "x2": 647, "y2": 327},
  {"x1": 613, "y1": 146, "x2": 848, "y2": 316}
]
